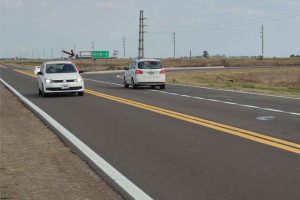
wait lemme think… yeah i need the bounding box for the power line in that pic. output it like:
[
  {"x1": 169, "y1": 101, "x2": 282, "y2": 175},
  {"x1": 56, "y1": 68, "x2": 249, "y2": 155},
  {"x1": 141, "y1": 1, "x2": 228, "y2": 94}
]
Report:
[
  {"x1": 147, "y1": 11, "x2": 300, "y2": 33},
  {"x1": 185, "y1": 1, "x2": 285, "y2": 20},
  {"x1": 147, "y1": 12, "x2": 300, "y2": 34}
]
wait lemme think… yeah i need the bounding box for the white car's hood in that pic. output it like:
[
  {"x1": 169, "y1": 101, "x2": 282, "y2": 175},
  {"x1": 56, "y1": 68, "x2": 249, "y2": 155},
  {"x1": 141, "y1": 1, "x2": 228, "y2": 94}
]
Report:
[{"x1": 45, "y1": 73, "x2": 81, "y2": 80}]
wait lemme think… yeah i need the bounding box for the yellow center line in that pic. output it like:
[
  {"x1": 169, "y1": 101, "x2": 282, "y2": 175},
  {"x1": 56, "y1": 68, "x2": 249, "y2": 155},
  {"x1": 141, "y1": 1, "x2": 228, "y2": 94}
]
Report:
[
  {"x1": 14, "y1": 69, "x2": 300, "y2": 155},
  {"x1": 15, "y1": 69, "x2": 36, "y2": 77}
]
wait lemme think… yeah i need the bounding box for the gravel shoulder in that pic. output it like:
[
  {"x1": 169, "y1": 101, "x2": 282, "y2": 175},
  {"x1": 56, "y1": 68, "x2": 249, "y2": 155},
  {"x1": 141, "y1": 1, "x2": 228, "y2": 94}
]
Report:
[{"x1": 0, "y1": 84, "x2": 123, "y2": 200}]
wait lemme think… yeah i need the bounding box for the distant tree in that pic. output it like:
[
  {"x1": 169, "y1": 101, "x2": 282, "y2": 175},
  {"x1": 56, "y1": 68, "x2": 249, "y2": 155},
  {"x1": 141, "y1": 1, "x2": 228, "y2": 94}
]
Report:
[
  {"x1": 257, "y1": 56, "x2": 263, "y2": 60},
  {"x1": 290, "y1": 54, "x2": 295, "y2": 58},
  {"x1": 203, "y1": 50, "x2": 209, "y2": 58}
]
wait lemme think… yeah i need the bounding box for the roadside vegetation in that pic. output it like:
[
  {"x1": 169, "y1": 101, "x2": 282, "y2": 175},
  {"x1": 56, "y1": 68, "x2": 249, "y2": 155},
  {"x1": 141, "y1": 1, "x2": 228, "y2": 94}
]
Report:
[
  {"x1": 1, "y1": 57, "x2": 300, "y2": 71},
  {"x1": 167, "y1": 67, "x2": 300, "y2": 97},
  {"x1": 2, "y1": 58, "x2": 299, "y2": 97}
]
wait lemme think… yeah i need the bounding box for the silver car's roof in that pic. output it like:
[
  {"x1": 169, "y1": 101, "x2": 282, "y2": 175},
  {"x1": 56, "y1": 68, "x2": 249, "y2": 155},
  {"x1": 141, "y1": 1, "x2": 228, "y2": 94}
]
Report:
[
  {"x1": 133, "y1": 58, "x2": 161, "y2": 62},
  {"x1": 43, "y1": 60, "x2": 75, "y2": 65}
]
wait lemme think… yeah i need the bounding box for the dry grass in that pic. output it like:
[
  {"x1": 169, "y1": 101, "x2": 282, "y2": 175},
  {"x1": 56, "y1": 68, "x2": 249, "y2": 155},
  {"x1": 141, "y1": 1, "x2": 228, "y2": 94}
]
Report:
[
  {"x1": 2, "y1": 57, "x2": 300, "y2": 71},
  {"x1": 1, "y1": 59, "x2": 299, "y2": 96},
  {"x1": 162, "y1": 57, "x2": 300, "y2": 68},
  {"x1": 167, "y1": 67, "x2": 300, "y2": 97}
]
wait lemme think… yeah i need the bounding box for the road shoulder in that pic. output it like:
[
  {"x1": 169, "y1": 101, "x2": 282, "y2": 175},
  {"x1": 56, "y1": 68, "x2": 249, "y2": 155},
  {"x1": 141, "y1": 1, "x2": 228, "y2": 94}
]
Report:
[{"x1": 0, "y1": 84, "x2": 122, "y2": 200}]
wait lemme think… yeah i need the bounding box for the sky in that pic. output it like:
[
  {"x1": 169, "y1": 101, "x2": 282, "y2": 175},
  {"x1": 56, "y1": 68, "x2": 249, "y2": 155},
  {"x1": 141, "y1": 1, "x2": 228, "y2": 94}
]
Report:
[{"x1": 1, "y1": 0, "x2": 300, "y2": 59}]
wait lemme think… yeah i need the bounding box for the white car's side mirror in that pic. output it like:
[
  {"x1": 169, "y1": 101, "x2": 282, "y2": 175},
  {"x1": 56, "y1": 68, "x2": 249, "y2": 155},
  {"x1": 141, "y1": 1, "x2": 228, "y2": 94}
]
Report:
[{"x1": 34, "y1": 66, "x2": 41, "y2": 75}]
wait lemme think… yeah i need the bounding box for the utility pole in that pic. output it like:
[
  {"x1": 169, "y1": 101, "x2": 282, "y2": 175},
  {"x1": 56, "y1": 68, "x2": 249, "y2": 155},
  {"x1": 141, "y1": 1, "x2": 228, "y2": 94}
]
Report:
[
  {"x1": 51, "y1": 48, "x2": 54, "y2": 59},
  {"x1": 122, "y1": 37, "x2": 126, "y2": 59},
  {"x1": 92, "y1": 41, "x2": 95, "y2": 52},
  {"x1": 61, "y1": 46, "x2": 63, "y2": 59},
  {"x1": 189, "y1": 49, "x2": 192, "y2": 67},
  {"x1": 43, "y1": 48, "x2": 46, "y2": 60},
  {"x1": 260, "y1": 24, "x2": 264, "y2": 59},
  {"x1": 138, "y1": 10, "x2": 146, "y2": 59},
  {"x1": 37, "y1": 49, "x2": 40, "y2": 59},
  {"x1": 172, "y1": 32, "x2": 176, "y2": 59},
  {"x1": 91, "y1": 41, "x2": 95, "y2": 65}
]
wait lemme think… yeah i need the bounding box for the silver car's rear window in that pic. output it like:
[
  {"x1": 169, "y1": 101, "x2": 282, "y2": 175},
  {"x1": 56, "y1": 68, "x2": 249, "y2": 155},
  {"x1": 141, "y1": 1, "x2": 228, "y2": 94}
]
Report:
[
  {"x1": 46, "y1": 64, "x2": 77, "y2": 74},
  {"x1": 138, "y1": 61, "x2": 163, "y2": 69}
]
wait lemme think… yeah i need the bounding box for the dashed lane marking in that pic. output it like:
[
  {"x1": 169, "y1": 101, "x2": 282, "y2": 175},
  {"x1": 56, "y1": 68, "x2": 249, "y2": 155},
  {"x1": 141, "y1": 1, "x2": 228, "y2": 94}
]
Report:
[{"x1": 12, "y1": 69, "x2": 300, "y2": 155}]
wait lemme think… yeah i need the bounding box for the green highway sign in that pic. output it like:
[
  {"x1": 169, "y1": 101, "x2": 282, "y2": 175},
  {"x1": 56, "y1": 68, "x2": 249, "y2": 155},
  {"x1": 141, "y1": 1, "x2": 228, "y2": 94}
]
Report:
[{"x1": 91, "y1": 51, "x2": 109, "y2": 59}]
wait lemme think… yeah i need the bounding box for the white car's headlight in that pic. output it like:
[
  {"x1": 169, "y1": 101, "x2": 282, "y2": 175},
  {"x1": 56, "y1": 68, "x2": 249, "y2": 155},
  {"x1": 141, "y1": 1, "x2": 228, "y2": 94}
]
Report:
[
  {"x1": 76, "y1": 78, "x2": 82, "y2": 82},
  {"x1": 45, "y1": 79, "x2": 51, "y2": 83}
]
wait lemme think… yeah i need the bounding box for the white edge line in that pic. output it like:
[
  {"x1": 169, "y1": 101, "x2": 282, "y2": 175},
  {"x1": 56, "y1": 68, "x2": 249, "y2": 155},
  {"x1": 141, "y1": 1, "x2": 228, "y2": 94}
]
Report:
[
  {"x1": 0, "y1": 78, "x2": 153, "y2": 200},
  {"x1": 4, "y1": 63, "x2": 299, "y2": 100},
  {"x1": 166, "y1": 66, "x2": 225, "y2": 70},
  {"x1": 1, "y1": 64, "x2": 34, "y2": 70},
  {"x1": 168, "y1": 83, "x2": 300, "y2": 100},
  {"x1": 113, "y1": 73, "x2": 300, "y2": 100},
  {"x1": 84, "y1": 66, "x2": 225, "y2": 75},
  {"x1": 150, "y1": 89, "x2": 300, "y2": 116},
  {"x1": 84, "y1": 78, "x2": 123, "y2": 86},
  {"x1": 83, "y1": 78, "x2": 300, "y2": 116},
  {"x1": 85, "y1": 70, "x2": 126, "y2": 74},
  {"x1": 0, "y1": 64, "x2": 8, "y2": 69}
]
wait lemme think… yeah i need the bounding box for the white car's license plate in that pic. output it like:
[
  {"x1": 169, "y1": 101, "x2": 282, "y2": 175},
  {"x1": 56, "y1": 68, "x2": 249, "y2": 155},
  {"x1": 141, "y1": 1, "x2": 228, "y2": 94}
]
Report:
[
  {"x1": 61, "y1": 84, "x2": 69, "y2": 89},
  {"x1": 147, "y1": 71, "x2": 155, "y2": 75}
]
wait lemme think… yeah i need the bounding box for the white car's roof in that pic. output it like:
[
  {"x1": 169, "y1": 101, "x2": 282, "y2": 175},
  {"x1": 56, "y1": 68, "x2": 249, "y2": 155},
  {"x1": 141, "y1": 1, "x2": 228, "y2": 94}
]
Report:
[
  {"x1": 133, "y1": 58, "x2": 161, "y2": 62},
  {"x1": 43, "y1": 60, "x2": 75, "y2": 65}
]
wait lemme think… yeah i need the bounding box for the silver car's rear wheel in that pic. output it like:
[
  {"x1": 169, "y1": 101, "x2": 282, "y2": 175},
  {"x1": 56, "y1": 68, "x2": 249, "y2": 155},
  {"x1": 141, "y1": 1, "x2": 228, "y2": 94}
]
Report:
[
  {"x1": 124, "y1": 78, "x2": 129, "y2": 88},
  {"x1": 131, "y1": 78, "x2": 137, "y2": 89}
]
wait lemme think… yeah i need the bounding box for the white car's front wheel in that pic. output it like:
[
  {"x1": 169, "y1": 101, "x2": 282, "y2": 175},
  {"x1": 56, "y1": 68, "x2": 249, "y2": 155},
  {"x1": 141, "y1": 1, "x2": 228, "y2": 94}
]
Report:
[
  {"x1": 38, "y1": 83, "x2": 42, "y2": 95},
  {"x1": 78, "y1": 92, "x2": 84, "y2": 96},
  {"x1": 41, "y1": 84, "x2": 48, "y2": 97}
]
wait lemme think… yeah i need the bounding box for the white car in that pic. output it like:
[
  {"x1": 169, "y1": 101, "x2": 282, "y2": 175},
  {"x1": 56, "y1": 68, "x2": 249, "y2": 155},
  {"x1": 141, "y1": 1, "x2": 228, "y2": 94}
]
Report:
[
  {"x1": 123, "y1": 58, "x2": 166, "y2": 89},
  {"x1": 37, "y1": 61, "x2": 84, "y2": 97}
]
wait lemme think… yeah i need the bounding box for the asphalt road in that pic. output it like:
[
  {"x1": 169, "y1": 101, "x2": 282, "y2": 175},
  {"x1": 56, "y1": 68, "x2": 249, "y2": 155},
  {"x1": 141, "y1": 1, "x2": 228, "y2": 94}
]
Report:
[{"x1": 1, "y1": 65, "x2": 300, "y2": 200}]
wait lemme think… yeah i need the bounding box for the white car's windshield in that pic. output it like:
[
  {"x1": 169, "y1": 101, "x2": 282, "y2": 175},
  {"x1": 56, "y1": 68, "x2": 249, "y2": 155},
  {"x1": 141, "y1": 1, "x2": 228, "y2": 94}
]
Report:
[
  {"x1": 46, "y1": 64, "x2": 77, "y2": 74},
  {"x1": 138, "y1": 61, "x2": 163, "y2": 69}
]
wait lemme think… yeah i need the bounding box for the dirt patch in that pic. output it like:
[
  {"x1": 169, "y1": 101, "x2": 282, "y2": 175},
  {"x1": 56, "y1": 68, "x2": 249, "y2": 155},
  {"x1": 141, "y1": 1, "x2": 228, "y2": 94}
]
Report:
[{"x1": 0, "y1": 84, "x2": 123, "y2": 200}]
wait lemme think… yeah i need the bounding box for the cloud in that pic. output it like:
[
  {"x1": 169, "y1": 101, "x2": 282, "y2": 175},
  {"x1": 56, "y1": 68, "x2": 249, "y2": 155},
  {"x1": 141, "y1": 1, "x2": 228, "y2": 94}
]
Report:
[
  {"x1": 39, "y1": 1, "x2": 47, "y2": 7},
  {"x1": 3, "y1": 0, "x2": 24, "y2": 8},
  {"x1": 95, "y1": 1, "x2": 115, "y2": 8},
  {"x1": 95, "y1": 0, "x2": 133, "y2": 9},
  {"x1": 207, "y1": 5, "x2": 265, "y2": 17}
]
